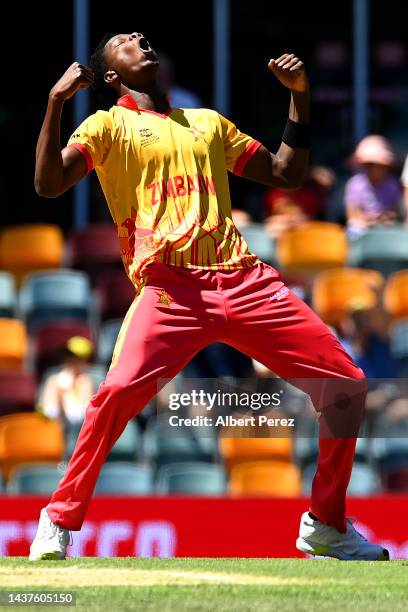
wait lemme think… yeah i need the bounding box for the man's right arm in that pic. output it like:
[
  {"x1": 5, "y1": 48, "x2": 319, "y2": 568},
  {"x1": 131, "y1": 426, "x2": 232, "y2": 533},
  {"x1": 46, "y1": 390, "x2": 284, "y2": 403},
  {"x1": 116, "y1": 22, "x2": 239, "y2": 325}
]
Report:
[{"x1": 35, "y1": 62, "x2": 94, "y2": 198}]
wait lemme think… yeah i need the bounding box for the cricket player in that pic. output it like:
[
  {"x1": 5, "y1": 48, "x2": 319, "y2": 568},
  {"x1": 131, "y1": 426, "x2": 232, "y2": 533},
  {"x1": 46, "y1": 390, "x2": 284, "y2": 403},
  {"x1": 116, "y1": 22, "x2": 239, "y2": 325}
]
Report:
[{"x1": 30, "y1": 32, "x2": 388, "y2": 561}]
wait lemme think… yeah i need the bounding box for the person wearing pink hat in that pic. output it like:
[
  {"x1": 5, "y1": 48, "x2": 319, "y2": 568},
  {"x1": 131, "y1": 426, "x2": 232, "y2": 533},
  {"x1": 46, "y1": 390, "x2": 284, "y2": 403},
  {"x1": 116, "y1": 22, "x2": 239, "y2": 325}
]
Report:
[{"x1": 344, "y1": 135, "x2": 402, "y2": 236}]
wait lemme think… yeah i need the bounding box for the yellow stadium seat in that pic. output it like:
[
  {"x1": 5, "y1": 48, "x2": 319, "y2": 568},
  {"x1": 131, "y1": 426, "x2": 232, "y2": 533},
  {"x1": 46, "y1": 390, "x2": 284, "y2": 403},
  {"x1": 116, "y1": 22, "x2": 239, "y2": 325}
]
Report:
[
  {"x1": 384, "y1": 271, "x2": 408, "y2": 320},
  {"x1": 276, "y1": 222, "x2": 348, "y2": 273},
  {"x1": 0, "y1": 318, "x2": 28, "y2": 369},
  {"x1": 229, "y1": 460, "x2": 301, "y2": 496},
  {"x1": 0, "y1": 413, "x2": 64, "y2": 481},
  {"x1": 0, "y1": 224, "x2": 63, "y2": 284},
  {"x1": 219, "y1": 435, "x2": 293, "y2": 471},
  {"x1": 313, "y1": 268, "x2": 383, "y2": 325}
]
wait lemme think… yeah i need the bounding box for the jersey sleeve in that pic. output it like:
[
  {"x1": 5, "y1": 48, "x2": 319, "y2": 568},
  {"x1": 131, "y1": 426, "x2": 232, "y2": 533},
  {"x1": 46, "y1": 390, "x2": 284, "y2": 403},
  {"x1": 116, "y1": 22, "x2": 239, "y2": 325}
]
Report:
[
  {"x1": 66, "y1": 111, "x2": 113, "y2": 172},
  {"x1": 217, "y1": 113, "x2": 262, "y2": 176}
]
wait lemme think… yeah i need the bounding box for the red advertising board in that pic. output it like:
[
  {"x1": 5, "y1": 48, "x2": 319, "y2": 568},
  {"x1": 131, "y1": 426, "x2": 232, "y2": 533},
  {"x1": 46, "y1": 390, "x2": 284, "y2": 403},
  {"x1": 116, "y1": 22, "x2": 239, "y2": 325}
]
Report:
[{"x1": 1, "y1": 496, "x2": 407, "y2": 558}]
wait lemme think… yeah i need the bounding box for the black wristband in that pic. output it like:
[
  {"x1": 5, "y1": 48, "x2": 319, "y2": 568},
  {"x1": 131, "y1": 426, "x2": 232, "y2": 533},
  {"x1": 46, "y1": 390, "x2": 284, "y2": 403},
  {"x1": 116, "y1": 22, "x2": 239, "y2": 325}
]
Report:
[{"x1": 282, "y1": 118, "x2": 310, "y2": 149}]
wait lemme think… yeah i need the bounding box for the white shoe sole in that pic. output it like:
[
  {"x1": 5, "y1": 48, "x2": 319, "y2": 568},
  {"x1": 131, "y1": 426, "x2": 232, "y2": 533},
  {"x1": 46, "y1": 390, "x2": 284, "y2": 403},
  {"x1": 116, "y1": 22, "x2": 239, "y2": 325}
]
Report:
[
  {"x1": 29, "y1": 551, "x2": 66, "y2": 561},
  {"x1": 296, "y1": 537, "x2": 389, "y2": 561}
]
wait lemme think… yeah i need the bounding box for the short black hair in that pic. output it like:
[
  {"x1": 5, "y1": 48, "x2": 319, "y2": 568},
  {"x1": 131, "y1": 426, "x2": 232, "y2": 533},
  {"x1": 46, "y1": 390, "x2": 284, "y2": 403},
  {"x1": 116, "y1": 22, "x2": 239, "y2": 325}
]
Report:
[{"x1": 90, "y1": 33, "x2": 118, "y2": 110}]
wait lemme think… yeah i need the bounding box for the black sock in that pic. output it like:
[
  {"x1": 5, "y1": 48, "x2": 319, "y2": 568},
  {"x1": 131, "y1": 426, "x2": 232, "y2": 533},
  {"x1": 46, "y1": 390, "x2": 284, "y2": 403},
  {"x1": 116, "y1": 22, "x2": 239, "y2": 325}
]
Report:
[{"x1": 308, "y1": 512, "x2": 319, "y2": 521}]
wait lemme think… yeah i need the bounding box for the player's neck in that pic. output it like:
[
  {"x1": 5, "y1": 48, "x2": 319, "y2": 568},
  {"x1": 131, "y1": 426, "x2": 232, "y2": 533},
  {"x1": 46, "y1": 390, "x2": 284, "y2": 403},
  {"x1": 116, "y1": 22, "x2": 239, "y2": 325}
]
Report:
[{"x1": 120, "y1": 83, "x2": 168, "y2": 113}]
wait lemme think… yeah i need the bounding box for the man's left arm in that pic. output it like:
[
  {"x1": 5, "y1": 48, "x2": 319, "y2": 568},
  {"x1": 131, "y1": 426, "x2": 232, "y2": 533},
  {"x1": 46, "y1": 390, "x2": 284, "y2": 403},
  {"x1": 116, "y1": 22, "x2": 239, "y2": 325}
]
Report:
[{"x1": 242, "y1": 53, "x2": 310, "y2": 190}]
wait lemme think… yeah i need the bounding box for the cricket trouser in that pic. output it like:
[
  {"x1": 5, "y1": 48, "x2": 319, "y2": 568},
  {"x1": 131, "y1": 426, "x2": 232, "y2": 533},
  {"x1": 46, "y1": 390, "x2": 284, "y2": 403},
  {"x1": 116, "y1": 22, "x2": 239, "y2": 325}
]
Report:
[{"x1": 47, "y1": 261, "x2": 366, "y2": 533}]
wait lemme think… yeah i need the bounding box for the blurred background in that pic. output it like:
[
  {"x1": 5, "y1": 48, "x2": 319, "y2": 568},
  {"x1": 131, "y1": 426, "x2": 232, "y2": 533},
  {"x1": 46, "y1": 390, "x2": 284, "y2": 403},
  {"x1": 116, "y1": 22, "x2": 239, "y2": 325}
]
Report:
[{"x1": 1, "y1": 0, "x2": 408, "y2": 558}]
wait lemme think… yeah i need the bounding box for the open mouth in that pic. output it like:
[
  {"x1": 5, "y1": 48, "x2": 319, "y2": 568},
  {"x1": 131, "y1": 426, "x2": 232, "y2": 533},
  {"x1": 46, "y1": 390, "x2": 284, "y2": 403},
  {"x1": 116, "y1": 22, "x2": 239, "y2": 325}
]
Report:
[{"x1": 139, "y1": 37, "x2": 151, "y2": 52}]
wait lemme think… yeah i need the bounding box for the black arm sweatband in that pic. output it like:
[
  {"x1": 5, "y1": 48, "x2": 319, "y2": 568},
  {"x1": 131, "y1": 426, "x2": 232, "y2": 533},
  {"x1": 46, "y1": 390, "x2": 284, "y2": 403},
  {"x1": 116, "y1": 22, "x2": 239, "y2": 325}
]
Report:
[{"x1": 282, "y1": 118, "x2": 311, "y2": 149}]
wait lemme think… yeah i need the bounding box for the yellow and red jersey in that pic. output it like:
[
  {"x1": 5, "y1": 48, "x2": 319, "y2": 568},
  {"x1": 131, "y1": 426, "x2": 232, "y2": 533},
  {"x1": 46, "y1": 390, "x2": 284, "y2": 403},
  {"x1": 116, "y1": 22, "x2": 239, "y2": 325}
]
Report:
[{"x1": 67, "y1": 95, "x2": 261, "y2": 288}]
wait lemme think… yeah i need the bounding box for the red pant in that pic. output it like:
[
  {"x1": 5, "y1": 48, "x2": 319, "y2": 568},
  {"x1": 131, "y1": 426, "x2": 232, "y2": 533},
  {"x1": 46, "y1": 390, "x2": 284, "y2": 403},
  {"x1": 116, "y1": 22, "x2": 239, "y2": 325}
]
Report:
[{"x1": 47, "y1": 262, "x2": 366, "y2": 532}]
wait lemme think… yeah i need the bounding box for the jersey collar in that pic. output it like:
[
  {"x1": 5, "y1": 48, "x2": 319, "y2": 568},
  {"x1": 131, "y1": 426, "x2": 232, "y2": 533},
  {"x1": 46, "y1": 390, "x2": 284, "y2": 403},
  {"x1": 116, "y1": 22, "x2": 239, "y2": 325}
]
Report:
[{"x1": 116, "y1": 94, "x2": 172, "y2": 118}]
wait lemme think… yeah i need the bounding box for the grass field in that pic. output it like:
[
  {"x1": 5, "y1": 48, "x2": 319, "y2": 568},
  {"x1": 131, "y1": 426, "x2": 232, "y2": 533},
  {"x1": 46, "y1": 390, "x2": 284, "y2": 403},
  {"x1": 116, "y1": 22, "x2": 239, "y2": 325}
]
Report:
[{"x1": 0, "y1": 557, "x2": 407, "y2": 612}]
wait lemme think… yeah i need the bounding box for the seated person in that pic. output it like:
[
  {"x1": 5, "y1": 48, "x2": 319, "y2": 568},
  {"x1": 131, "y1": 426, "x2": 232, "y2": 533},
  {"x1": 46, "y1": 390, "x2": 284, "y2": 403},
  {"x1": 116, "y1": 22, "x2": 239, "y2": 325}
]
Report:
[
  {"x1": 39, "y1": 336, "x2": 94, "y2": 430},
  {"x1": 344, "y1": 135, "x2": 402, "y2": 237}
]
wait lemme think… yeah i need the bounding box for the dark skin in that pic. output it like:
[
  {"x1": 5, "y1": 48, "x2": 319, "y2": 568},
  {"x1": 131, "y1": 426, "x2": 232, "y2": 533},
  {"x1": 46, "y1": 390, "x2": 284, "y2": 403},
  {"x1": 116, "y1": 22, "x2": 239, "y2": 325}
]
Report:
[{"x1": 35, "y1": 32, "x2": 310, "y2": 198}]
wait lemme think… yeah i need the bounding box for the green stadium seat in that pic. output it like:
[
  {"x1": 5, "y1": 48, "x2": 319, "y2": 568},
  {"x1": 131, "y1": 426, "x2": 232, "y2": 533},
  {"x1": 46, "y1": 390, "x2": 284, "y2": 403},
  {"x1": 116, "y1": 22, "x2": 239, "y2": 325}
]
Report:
[
  {"x1": 97, "y1": 319, "x2": 122, "y2": 365},
  {"x1": 0, "y1": 272, "x2": 17, "y2": 317},
  {"x1": 19, "y1": 270, "x2": 93, "y2": 330},
  {"x1": 239, "y1": 223, "x2": 276, "y2": 263},
  {"x1": 6, "y1": 463, "x2": 62, "y2": 494},
  {"x1": 95, "y1": 462, "x2": 153, "y2": 495},
  {"x1": 65, "y1": 419, "x2": 141, "y2": 462},
  {"x1": 156, "y1": 462, "x2": 227, "y2": 495},
  {"x1": 107, "y1": 420, "x2": 141, "y2": 462},
  {"x1": 143, "y1": 418, "x2": 216, "y2": 468},
  {"x1": 348, "y1": 227, "x2": 408, "y2": 276},
  {"x1": 302, "y1": 461, "x2": 380, "y2": 496}
]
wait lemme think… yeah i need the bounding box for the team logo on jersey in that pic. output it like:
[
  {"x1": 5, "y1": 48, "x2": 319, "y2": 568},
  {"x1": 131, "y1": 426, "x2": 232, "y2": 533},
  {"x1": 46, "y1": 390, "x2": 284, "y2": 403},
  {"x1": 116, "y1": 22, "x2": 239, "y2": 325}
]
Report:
[
  {"x1": 159, "y1": 290, "x2": 172, "y2": 306},
  {"x1": 139, "y1": 127, "x2": 160, "y2": 148}
]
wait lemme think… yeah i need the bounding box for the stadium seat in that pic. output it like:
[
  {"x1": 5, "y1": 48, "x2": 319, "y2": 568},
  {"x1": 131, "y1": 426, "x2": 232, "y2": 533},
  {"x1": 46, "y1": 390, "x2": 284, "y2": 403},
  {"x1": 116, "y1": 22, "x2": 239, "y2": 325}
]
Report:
[
  {"x1": 312, "y1": 268, "x2": 383, "y2": 325},
  {"x1": 390, "y1": 321, "x2": 408, "y2": 358},
  {"x1": 239, "y1": 223, "x2": 276, "y2": 264},
  {"x1": 6, "y1": 463, "x2": 63, "y2": 494},
  {"x1": 32, "y1": 320, "x2": 93, "y2": 375},
  {"x1": 0, "y1": 318, "x2": 28, "y2": 369},
  {"x1": 219, "y1": 436, "x2": 293, "y2": 471},
  {"x1": 65, "y1": 418, "x2": 140, "y2": 461},
  {"x1": 276, "y1": 222, "x2": 348, "y2": 273},
  {"x1": 95, "y1": 462, "x2": 153, "y2": 495},
  {"x1": 94, "y1": 269, "x2": 136, "y2": 320},
  {"x1": 19, "y1": 270, "x2": 93, "y2": 330},
  {"x1": 348, "y1": 227, "x2": 408, "y2": 276},
  {"x1": 143, "y1": 418, "x2": 215, "y2": 468},
  {"x1": 384, "y1": 270, "x2": 408, "y2": 321},
  {"x1": 69, "y1": 223, "x2": 121, "y2": 272},
  {"x1": 372, "y1": 435, "x2": 408, "y2": 472},
  {"x1": 107, "y1": 420, "x2": 142, "y2": 462},
  {"x1": 0, "y1": 224, "x2": 63, "y2": 284},
  {"x1": 302, "y1": 461, "x2": 381, "y2": 496},
  {"x1": 293, "y1": 436, "x2": 319, "y2": 468},
  {"x1": 229, "y1": 460, "x2": 301, "y2": 496},
  {"x1": 97, "y1": 319, "x2": 122, "y2": 365},
  {"x1": 0, "y1": 370, "x2": 36, "y2": 416},
  {"x1": 156, "y1": 462, "x2": 227, "y2": 495},
  {"x1": 0, "y1": 272, "x2": 17, "y2": 317},
  {"x1": 0, "y1": 413, "x2": 64, "y2": 481}
]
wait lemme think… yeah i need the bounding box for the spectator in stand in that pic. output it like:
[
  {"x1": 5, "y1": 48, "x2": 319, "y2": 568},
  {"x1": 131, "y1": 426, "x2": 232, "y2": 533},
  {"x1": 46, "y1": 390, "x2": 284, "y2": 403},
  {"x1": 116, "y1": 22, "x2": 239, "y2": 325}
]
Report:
[
  {"x1": 263, "y1": 165, "x2": 335, "y2": 238},
  {"x1": 39, "y1": 336, "x2": 94, "y2": 434},
  {"x1": 157, "y1": 53, "x2": 202, "y2": 109},
  {"x1": 344, "y1": 135, "x2": 402, "y2": 237},
  {"x1": 338, "y1": 305, "x2": 396, "y2": 380}
]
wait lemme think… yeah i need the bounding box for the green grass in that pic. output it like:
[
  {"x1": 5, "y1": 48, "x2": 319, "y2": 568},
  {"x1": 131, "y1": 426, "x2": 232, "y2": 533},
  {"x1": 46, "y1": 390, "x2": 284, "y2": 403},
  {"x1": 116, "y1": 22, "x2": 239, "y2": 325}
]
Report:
[{"x1": 0, "y1": 557, "x2": 407, "y2": 612}]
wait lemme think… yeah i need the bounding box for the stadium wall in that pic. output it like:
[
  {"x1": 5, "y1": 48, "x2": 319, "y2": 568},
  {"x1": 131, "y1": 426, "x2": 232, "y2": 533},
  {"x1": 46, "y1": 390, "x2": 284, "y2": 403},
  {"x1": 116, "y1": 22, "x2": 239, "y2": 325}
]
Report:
[{"x1": 1, "y1": 497, "x2": 407, "y2": 559}]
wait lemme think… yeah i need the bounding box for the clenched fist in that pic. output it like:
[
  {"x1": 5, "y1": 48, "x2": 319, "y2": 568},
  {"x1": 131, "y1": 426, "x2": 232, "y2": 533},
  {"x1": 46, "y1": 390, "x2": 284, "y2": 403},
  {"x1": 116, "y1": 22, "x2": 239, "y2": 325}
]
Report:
[
  {"x1": 49, "y1": 62, "x2": 94, "y2": 101},
  {"x1": 268, "y1": 54, "x2": 309, "y2": 93}
]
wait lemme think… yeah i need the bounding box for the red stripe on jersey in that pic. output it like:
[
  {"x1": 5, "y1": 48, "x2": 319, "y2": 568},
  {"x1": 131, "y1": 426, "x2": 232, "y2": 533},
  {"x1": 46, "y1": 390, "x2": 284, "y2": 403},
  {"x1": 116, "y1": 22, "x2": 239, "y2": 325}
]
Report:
[
  {"x1": 233, "y1": 139, "x2": 262, "y2": 176},
  {"x1": 66, "y1": 143, "x2": 94, "y2": 173}
]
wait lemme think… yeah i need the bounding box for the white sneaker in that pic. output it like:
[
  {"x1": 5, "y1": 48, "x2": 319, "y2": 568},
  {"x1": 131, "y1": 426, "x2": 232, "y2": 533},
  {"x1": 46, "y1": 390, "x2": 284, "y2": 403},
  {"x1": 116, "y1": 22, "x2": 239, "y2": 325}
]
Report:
[
  {"x1": 29, "y1": 508, "x2": 72, "y2": 560},
  {"x1": 296, "y1": 511, "x2": 389, "y2": 561}
]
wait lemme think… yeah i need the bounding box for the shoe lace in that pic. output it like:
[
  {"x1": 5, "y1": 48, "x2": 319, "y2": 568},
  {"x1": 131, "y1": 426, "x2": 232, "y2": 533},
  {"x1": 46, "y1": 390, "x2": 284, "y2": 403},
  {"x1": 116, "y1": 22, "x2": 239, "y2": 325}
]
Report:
[{"x1": 346, "y1": 517, "x2": 368, "y2": 542}]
